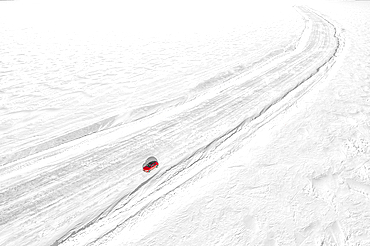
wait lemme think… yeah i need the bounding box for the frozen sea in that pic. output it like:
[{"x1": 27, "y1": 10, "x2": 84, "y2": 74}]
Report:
[
  {"x1": 1, "y1": 0, "x2": 370, "y2": 245},
  {"x1": 0, "y1": 0, "x2": 302, "y2": 164}
]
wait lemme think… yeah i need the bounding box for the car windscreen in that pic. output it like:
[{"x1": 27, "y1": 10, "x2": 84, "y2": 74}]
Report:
[{"x1": 148, "y1": 161, "x2": 155, "y2": 167}]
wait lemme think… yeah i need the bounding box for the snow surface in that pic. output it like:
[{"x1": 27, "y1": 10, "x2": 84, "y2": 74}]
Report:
[{"x1": 1, "y1": 0, "x2": 370, "y2": 245}]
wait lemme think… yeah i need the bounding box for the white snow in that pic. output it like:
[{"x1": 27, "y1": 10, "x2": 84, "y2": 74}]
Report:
[{"x1": 1, "y1": 0, "x2": 370, "y2": 245}]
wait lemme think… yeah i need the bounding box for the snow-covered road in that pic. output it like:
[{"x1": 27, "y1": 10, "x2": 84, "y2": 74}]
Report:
[{"x1": 0, "y1": 4, "x2": 345, "y2": 246}]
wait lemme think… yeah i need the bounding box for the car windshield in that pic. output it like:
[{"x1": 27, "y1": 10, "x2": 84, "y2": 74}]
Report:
[{"x1": 148, "y1": 161, "x2": 155, "y2": 167}]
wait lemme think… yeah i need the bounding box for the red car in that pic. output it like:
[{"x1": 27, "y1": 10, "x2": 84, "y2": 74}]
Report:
[{"x1": 143, "y1": 157, "x2": 159, "y2": 173}]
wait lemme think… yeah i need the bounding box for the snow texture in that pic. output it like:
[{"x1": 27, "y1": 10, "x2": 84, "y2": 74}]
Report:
[{"x1": 1, "y1": 0, "x2": 370, "y2": 245}]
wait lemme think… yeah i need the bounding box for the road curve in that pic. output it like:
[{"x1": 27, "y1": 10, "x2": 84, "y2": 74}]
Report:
[{"x1": 0, "y1": 6, "x2": 342, "y2": 246}]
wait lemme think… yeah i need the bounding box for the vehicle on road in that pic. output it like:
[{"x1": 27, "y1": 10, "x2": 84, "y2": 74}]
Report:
[{"x1": 143, "y1": 156, "x2": 159, "y2": 172}]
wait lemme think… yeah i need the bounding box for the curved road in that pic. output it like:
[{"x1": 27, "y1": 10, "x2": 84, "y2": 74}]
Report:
[{"x1": 0, "y1": 6, "x2": 341, "y2": 246}]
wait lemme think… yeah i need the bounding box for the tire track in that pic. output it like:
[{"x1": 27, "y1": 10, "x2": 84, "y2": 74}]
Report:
[
  {"x1": 1, "y1": 10, "x2": 310, "y2": 246},
  {"x1": 57, "y1": 6, "x2": 344, "y2": 246}
]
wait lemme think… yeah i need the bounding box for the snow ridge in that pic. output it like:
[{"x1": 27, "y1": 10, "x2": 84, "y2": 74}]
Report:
[
  {"x1": 0, "y1": 115, "x2": 118, "y2": 167},
  {"x1": 56, "y1": 6, "x2": 345, "y2": 246}
]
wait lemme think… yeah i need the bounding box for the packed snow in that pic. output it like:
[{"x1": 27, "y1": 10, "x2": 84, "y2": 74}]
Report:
[{"x1": 1, "y1": 0, "x2": 370, "y2": 245}]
